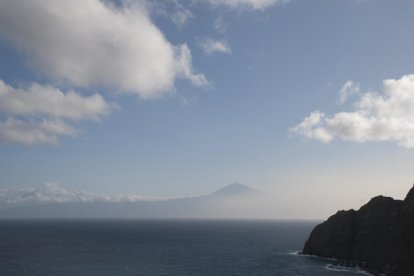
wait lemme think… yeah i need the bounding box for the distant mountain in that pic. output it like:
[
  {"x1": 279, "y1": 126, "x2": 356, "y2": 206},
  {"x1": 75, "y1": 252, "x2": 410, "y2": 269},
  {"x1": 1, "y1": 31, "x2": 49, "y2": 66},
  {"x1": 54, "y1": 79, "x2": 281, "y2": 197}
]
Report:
[
  {"x1": 210, "y1": 182, "x2": 260, "y2": 197},
  {"x1": 301, "y1": 185, "x2": 414, "y2": 276},
  {"x1": 0, "y1": 183, "x2": 263, "y2": 219}
]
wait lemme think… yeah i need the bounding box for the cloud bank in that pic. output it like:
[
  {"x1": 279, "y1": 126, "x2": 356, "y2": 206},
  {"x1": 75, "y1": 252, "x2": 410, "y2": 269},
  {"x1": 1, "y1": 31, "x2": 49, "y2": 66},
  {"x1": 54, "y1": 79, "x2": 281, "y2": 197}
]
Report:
[
  {"x1": 0, "y1": 183, "x2": 188, "y2": 204},
  {"x1": 0, "y1": 0, "x2": 207, "y2": 99},
  {"x1": 290, "y1": 75, "x2": 414, "y2": 148}
]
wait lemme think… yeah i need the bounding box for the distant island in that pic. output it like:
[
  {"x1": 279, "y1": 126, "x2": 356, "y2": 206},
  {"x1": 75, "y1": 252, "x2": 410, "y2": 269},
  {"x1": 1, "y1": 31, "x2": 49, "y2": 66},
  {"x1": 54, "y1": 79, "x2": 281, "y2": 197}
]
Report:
[
  {"x1": 0, "y1": 182, "x2": 262, "y2": 219},
  {"x1": 301, "y1": 184, "x2": 414, "y2": 276}
]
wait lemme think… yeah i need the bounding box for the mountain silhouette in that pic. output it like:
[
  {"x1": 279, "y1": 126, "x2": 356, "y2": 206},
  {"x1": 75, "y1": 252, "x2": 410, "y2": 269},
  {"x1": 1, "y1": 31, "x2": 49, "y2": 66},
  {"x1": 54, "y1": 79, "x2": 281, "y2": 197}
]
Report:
[{"x1": 211, "y1": 182, "x2": 260, "y2": 197}]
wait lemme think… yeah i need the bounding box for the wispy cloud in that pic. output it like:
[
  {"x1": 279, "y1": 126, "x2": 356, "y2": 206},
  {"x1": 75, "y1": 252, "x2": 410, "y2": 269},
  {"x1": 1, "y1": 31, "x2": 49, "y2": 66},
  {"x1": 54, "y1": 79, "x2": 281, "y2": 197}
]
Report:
[
  {"x1": 171, "y1": 8, "x2": 194, "y2": 28},
  {"x1": 149, "y1": 0, "x2": 194, "y2": 29},
  {"x1": 215, "y1": 15, "x2": 228, "y2": 33},
  {"x1": 205, "y1": 0, "x2": 291, "y2": 10},
  {"x1": 338, "y1": 80, "x2": 360, "y2": 105},
  {"x1": 174, "y1": 44, "x2": 210, "y2": 86},
  {"x1": 196, "y1": 37, "x2": 232, "y2": 55},
  {"x1": 169, "y1": 0, "x2": 194, "y2": 28},
  {"x1": 178, "y1": 95, "x2": 197, "y2": 106},
  {"x1": 290, "y1": 75, "x2": 414, "y2": 148}
]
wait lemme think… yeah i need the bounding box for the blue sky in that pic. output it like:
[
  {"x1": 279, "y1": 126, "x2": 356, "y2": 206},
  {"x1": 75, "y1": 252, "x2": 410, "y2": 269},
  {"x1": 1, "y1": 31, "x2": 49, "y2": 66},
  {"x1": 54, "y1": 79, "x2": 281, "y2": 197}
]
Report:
[{"x1": 1, "y1": 0, "x2": 414, "y2": 215}]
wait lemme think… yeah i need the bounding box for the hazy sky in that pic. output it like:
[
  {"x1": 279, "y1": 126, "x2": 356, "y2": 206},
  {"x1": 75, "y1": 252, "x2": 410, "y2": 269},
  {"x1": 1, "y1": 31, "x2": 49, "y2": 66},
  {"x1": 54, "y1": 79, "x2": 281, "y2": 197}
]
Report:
[{"x1": 1, "y1": 0, "x2": 414, "y2": 217}]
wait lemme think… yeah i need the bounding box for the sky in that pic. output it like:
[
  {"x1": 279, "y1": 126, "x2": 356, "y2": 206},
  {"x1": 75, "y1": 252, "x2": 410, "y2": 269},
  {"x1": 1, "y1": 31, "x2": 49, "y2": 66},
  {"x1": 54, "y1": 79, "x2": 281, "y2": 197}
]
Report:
[{"x1": 1, "y1": 0, "x2": 414, "y2": 218}]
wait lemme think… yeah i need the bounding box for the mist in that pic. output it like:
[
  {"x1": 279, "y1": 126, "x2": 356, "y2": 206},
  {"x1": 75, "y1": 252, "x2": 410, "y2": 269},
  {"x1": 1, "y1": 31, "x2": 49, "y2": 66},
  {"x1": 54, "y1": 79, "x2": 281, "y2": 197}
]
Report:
[{"x1": 0, "y1": 182, "x2": 346, "y2": 220}]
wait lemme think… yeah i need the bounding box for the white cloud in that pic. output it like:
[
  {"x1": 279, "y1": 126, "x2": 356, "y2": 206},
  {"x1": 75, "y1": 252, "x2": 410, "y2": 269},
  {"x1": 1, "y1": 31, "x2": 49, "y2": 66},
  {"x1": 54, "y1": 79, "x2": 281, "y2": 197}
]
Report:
[
  {"x1": 169, "y1": 1, "x2": 194, "y2": 28},
  {"x1": 290, "y1": 75, "x2": 414, "y2": 148},
  {"x1": 0, "y1": 0, "x2": 209, "y2": 146},
  {"x1": 0, "y1": 0, "x2": 208, "y2": 99},
  {"x1": 0, "y1": 118, "x2": 80, "y2": 146},
  {"x1": 178, "y1": 95, "x2": 197, "y2": 106},
  {"x1": 0, "y1": 79, "x2": 115, "y2": 146},
  {"x1": 205, "y1": 0, "x2": 291, "y2": 10},
  {"x1": 196, "y1": 37, "x2": 232, "y2": 55},
  {"x1": 290, "y1": 111, "x2": 333, "y2": 143},
  {"x1": 147, "y1": 0, "x2": 193, "y2": 29},
  {"x1": 215, "y1": 16, "x2": 228, "y2": 33},
  {"x1": 0, "y1": 80, "x2": 112, "y2": 121},
  {"x1": 338, "y1": 80, "x2": 360, "y2": 104},
  {"x1": 0, "y1": 183, "x2": 197, "y2": 204},
  {"x1": 171, "y1": 9, "x2": 194, "y2": 28},
  {"x1": 174, "y1": 44, "x2": 210, "y2": 85}
]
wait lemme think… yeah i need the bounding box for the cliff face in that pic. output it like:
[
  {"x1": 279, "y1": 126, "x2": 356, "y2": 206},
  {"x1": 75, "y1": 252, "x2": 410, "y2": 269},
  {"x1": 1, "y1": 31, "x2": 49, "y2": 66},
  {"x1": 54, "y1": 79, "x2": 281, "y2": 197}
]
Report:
[{"x1": 302, "y1": 186, "x2": 414, "y2": 276}]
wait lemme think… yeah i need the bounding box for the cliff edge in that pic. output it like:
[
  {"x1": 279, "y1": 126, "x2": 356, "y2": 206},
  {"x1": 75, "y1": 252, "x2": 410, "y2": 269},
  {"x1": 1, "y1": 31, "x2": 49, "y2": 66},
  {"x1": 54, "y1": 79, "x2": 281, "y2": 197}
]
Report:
[{"x1": 301, "y1": 185, "x2": 414, "y2": 276}]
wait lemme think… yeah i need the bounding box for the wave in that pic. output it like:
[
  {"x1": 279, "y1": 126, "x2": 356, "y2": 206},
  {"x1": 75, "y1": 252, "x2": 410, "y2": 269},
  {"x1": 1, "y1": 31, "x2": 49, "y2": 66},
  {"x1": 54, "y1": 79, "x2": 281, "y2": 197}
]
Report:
[
  {"x1": 289, "y1": 252, "x2": 339, "y2": 261},
  {"x1": 324, "y1": 264, "x2": 372, "y2": 275}
]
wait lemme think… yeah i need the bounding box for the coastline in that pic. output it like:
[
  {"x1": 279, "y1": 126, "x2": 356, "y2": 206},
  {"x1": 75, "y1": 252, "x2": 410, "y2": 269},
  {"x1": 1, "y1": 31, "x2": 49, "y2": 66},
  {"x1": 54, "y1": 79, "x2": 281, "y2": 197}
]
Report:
[{"x1": 296, "y1": 252, "x2": 380, "y2": 276}]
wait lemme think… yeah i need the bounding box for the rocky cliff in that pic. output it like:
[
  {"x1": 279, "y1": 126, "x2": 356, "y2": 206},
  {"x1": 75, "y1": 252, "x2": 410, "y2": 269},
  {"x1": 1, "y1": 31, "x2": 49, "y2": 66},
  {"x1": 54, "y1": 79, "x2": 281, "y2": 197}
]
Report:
[{"x1": 301, "y1": 185, "x2": 414, "y2": 276}]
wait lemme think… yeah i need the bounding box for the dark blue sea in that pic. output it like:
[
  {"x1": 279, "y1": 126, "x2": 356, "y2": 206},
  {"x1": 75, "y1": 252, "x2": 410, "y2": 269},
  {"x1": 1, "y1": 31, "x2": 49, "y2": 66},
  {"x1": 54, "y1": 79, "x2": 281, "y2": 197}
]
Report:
[{"x1": 0, "y1": 220, "x2": 366, "y2": 276}]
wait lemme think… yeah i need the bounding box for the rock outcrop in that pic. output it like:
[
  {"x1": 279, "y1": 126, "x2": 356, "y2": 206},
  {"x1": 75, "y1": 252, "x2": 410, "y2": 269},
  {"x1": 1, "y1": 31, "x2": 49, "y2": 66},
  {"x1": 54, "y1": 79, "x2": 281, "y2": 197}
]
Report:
[{"x1": 301, "y1": 185, "x2": 414, "y2": 276}]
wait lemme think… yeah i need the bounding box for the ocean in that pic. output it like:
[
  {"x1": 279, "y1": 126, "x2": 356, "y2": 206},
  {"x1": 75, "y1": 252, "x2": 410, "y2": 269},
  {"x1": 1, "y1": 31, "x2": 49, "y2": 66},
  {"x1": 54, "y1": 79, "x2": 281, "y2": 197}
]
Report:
[{"x1": 0, "y1": 220, "x2": 366, "y2": 276}]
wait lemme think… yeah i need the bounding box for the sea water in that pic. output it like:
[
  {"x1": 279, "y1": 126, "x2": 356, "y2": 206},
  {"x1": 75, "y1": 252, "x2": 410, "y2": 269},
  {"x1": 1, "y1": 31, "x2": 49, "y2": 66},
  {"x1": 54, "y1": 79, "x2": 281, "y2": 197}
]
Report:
[{"x1": 0, "y1": 220, "x2": 366, "y2": 276}]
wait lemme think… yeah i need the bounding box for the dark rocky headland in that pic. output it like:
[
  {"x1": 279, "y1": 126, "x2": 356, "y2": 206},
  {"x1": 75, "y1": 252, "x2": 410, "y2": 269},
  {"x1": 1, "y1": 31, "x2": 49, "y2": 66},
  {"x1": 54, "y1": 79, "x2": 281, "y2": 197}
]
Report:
[{"x1": 301, "y1": 185, "x2": 414, "y2": 276}]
